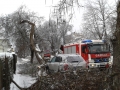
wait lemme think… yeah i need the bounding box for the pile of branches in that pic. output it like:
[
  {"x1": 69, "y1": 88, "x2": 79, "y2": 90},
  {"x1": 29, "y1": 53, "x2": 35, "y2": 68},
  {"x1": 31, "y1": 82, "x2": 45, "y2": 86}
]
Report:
[{"x1": 25, "y1": 69, "x2": 112, "y2": 90}]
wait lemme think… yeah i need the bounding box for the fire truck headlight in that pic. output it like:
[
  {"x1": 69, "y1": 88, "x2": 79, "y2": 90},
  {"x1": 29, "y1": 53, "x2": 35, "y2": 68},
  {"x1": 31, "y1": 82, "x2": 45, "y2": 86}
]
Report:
[
  {"x1": 109, "y1": 62, "x2": 112, "y2": 65},
  {"x1": 90, "y1": 64, "x2": 96, "y2": 67}
]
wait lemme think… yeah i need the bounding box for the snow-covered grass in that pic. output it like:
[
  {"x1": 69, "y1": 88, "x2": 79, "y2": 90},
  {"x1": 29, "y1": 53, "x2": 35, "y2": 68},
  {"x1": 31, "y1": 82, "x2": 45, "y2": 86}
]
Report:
[
  {"x1": 10, "y1": 74, "x2": 36, "y2": 90},
  {"x1": 10, "y1": 58, "x2": 37, "y2": 90}
]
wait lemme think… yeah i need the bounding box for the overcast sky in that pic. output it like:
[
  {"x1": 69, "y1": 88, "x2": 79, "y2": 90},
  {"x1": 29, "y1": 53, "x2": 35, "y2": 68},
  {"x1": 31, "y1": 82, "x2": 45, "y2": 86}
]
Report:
[
  {"x1": 0, "y1": 0, "x2": 117, "y2": 32},
  {"x1": 0, "y1": 0, "x2": 58, "y2": 17}
]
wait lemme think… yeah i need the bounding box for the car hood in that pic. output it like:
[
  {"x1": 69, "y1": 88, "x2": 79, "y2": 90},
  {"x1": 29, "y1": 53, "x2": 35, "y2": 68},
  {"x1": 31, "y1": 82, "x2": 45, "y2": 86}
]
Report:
[{"x1": 69, "y1": 61, "x2": 86, "y2": 67}]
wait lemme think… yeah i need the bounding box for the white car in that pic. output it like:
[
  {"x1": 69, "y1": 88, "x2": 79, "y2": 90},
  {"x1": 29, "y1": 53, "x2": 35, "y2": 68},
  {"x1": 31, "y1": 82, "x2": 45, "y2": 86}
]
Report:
[{"x1": 46, "y1": 54, "x2": 87, "y2": 72}]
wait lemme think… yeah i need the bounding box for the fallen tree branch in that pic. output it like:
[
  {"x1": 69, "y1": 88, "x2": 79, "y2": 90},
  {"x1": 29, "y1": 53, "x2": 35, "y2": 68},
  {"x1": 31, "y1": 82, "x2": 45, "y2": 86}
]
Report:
[{"x1": 11, "y1": 78, "x2": 24, "y2": 90}]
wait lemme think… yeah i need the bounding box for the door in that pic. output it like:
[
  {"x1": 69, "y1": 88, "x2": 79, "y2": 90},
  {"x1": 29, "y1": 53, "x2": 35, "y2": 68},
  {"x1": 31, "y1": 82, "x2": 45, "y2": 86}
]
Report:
[
  {"x1": 48, "y1": 57, "x2": 56, "y2": 70},
  {"x1": 48, "y1": 56, "x2": 62, "y2": 72},
  {"x1": 81, "y1": 45, "x2": 89, "y2": 62}
]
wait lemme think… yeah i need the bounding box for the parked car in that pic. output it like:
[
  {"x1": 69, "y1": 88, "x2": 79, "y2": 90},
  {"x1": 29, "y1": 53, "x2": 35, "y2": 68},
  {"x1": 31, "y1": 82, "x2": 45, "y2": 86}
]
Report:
[{"x1": 46, "y1": 54, "x2": 87, "y2": 72}]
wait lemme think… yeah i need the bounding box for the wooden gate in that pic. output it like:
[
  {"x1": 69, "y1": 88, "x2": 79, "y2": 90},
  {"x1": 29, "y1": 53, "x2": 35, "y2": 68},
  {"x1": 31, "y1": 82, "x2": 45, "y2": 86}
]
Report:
[{"x1": 0, "y1": 53, "x2": 17, "y2": 90}]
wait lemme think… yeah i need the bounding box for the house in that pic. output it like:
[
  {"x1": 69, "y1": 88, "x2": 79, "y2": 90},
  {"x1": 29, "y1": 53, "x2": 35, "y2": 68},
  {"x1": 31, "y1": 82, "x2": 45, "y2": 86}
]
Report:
[{"x1": 0, "y1": 37, "x2": 12, "y2": 52}]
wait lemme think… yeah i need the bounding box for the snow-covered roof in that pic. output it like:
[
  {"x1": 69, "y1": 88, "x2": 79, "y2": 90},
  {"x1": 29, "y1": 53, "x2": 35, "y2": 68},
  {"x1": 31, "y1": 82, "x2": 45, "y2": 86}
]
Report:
[{"x1": 0, "y1": 52, "x2": 13, "y2": 58}]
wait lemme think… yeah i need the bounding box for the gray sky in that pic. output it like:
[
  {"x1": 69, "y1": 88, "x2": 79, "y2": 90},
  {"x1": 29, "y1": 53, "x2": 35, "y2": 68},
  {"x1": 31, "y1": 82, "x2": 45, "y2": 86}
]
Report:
[
  {"x1": 0, "y1": 0, "x2": 117, "y2": 32},
  {"x1": 0, "y1": 0, "x2": 58, "y2": 17},
  {"x1": 0, "y1": 0, "x2": 84, "y2": 32}
]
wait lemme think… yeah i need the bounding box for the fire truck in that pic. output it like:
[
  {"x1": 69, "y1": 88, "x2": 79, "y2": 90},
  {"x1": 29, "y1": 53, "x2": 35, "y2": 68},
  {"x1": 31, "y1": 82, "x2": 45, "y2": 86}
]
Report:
[{"x1": 61, "y1": 39, "x2": 111, "y2": 69}]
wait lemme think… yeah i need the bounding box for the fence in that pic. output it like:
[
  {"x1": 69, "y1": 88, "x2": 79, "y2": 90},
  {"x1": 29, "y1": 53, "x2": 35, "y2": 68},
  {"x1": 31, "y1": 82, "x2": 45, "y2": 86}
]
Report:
[{"x1": 0, "y1": 53, "x2": 17, "y2": 90}]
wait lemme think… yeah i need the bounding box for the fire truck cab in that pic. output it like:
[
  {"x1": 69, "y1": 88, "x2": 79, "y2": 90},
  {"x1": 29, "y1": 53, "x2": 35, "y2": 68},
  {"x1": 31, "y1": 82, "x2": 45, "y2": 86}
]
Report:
[{"x1": 62, "y1": 39, "x2": 111, "y2": 69}]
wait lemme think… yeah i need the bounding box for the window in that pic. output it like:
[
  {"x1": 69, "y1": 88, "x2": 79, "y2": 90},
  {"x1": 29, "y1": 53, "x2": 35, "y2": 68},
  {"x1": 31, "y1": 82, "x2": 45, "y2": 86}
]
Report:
[
  {"x1": 67, "y1": 56, "x2": 83, "y2": 63},
  {"x1": 55, "y1": 57, "x2": 62, "y2": 62},
  {"x1": 72, "y1": 46, "x2": 76, "y2": 53},
  {"x1": 51, "y1": 57, "x2": 56, "y2": 62},
  {"x1": 89, "y1": 44, "x2": 109, "y2": 53},
  {"x1": 82, "y1": 46, "x2": 86, "y2": 53}
]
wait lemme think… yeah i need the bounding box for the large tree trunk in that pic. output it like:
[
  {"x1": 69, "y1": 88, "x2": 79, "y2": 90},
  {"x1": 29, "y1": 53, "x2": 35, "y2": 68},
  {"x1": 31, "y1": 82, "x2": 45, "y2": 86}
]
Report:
[
  {"x1": 20, "y1": 20, "x2": 44, "y2": 64},
  {"x1": 112, "y1": 1, "x2": 120, "y2": 67},
  {"x1": 111, "y1": 1, "x2": 120, "y2": 90}
]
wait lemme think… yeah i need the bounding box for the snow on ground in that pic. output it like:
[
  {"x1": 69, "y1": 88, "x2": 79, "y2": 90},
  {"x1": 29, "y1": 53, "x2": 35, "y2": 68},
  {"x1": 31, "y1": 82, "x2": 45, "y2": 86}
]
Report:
[{"x1": 10, "y1": 58, "x2": 37, "y2": 90}]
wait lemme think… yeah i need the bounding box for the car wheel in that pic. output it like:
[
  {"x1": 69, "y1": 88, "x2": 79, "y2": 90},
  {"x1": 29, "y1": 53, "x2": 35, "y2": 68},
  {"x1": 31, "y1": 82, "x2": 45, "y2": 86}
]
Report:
[
  {"x1": 46, "y1": 65, "x2": 50, "y2": 74},
  {"x1": 58, "y1": 67, "x2": 62, "y2": 72},
  {"x1": 58, "y1": 68, "x2": 60, "y2": 72}
]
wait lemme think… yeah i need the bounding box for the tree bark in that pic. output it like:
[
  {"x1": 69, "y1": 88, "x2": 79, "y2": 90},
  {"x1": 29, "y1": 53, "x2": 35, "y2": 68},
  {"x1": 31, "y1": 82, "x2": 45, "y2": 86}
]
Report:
[
  {"x1": 112, "y1": 1, "x2": 120, "y2": 67},
  {"x1": 111, "y1": 1, "x2": 120, "y2": 89},
  {"x1": 0, "y1": 60, "x2": 2, "y2": 90}
]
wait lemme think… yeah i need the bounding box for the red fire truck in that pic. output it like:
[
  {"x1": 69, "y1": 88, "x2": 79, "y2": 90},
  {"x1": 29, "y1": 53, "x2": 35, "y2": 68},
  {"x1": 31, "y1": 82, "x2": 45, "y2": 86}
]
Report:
[{"x1": 61, "y1": 39, "x2": 111, "y2": 69}]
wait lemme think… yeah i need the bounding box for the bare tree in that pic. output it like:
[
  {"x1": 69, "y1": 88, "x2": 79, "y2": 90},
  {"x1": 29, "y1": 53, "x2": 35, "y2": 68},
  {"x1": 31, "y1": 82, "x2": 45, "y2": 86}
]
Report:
[
  {"x1": 38, "y1": 19, "x2": 72, "y2": 55},
  {"x1": 82, "y1": 0, "x2": 116, "y2": 41},
  {"x1": 109, "y1": 1, "x2": 120, "y2": 89},
  {"x1": 0, "y1": 5, "x2": 44, "y2": 58}
]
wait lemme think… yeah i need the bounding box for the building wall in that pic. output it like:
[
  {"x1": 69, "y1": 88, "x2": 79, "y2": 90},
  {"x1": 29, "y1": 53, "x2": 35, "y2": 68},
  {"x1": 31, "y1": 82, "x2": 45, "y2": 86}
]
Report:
[{"x1": 0, "y1": 39, "x2": 11, "y2": 52}]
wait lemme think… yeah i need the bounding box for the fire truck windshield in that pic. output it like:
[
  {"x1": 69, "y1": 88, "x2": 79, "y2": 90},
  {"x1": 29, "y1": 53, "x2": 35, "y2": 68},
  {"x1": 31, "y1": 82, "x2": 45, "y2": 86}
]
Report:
[{"x1": 89, "y1": 44, "x2": 109, "y2": 53}]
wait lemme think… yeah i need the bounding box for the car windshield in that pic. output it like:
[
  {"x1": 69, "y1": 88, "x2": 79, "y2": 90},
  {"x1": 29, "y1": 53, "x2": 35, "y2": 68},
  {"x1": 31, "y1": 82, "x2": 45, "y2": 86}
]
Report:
[
  {"x1": 67, "y1": 56, "x2": 84, "y2": 63},
  {"x1": 89, "y1": 44, "x2": 109, "y2": 53}
]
